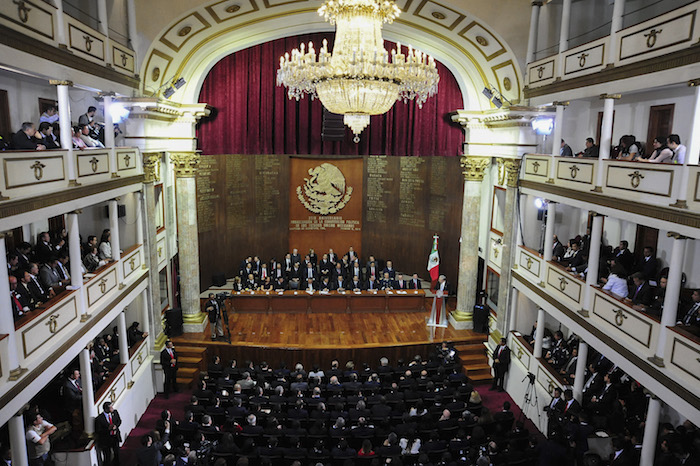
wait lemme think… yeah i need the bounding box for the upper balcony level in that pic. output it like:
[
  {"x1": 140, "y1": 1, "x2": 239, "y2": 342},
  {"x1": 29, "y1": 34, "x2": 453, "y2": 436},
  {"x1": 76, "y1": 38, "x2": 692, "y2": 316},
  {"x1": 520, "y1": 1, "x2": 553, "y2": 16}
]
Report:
[
  {"x1": 0, "y1": 0, "x2": 138, "y2": 88},
  {"x1": 519, "y1": 154, "x2": 700, "y2": 237},
  {"x1": 525, "y1": 0, "x2": 700, "y2": 100}
]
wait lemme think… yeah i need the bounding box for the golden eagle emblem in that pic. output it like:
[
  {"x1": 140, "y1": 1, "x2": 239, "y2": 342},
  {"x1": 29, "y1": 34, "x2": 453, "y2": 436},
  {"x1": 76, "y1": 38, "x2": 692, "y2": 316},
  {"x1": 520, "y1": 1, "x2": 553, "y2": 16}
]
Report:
[{"x1": 297, "y1": 163, "x2": 352, "y2": 215}]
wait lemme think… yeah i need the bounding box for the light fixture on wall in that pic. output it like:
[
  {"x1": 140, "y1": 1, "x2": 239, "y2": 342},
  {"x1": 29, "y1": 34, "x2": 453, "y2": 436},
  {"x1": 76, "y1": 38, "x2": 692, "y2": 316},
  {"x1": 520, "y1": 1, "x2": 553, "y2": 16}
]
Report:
[
  {"x1": 277, "y1": 0, "x2": 440, "y2": 142},
  {"x1": 531, "y1": 117, "x2": 554, "y2": 135}
]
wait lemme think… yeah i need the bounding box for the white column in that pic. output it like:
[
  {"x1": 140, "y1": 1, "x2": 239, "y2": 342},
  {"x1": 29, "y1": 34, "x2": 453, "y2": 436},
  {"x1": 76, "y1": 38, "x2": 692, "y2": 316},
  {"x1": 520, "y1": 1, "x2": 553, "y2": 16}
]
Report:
[
  {"x1": 126, "y1": 0, "x2": 138, "y2": 50},
  {"x1": 507, "y1": 288, "x2": 519, "y2": 334},
  {"x1": 607, "y1": 0, "x2": 626, "y2": 65},
  {"x1": 640, "y1": 397, "x2": 661, "y2": 466},
  {"x1": 67, "y1": 212, "x2": 88, "y2": 320},
  {"x1": 22, "y1": 225, "x2": 32, "y2": 243},
  {"x1": 52, "y1": 80, "x2": 77, "y2": 185},
  {"x1": 651, "y1": 233, "x2": 688, "y2": 366},
  {"x1": 572, "y1": 341, "x2": 588, "y2": 402},
  {"x1": 533, "y1": 308, "x2": 546, "y2": 358},
  {"x1": 103, "y1": 94, "x2": 118, "y2": 178},
  {"x1": 140, "y1": 288, "x2": 151, "y2": 340},
  {"x1": 117, "y1": 312, "x2": 130, "y2": 366},
  {"x1": 135, "y1": 192, "x2": 145, "y2": 246},
  {"x1": 548, "y1": 104, "x2": 566, "y2": 182},
  {"x1": 96, "y1": 0, "x2": 112, "y2": 66},
  {"x1": 79, "y1": 349, "x2": 97, "y2": 435},
  {"x1": 9, "y1": 412, "x2": 29, "y2": 466},
  {"x1": 582, "y1": 214, "x2": 604, "y2": 314},
  {"x1": 594, "y1": 95, "x2": 618, "y2": 191},
  {"x1": 108, "y1": 199, "x2": 124, "y2": 287},
  {"x1": 672, "y1": 81, "x2": 700, "y2": 207},
  {"x1": 558, "y1": 0, "x2": 572, "y2": 52},
  {"x1": 526, "y1": 1, "x2": 543, "y2": 65},
  {"x1": 54, "y1": 0, "x2": 67, "y2": 46},
  {"x1": 543, "y1": 202, "x2": 556, "y2": 262},
  {"x1": 0, "y1": 233, "x2": 24, "y2": 379}
]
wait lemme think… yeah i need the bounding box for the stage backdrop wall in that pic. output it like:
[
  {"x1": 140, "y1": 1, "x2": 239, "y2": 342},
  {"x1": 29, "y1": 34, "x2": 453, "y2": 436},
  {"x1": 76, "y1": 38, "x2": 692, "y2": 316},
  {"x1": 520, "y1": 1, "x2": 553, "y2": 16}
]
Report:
[{"x1": 196, "y1": 155, "x2": 464, "y2": 291}]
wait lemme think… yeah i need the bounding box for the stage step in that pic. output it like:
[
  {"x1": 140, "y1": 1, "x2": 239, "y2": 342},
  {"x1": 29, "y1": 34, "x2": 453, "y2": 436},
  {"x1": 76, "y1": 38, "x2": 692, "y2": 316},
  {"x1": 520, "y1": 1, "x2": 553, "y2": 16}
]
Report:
[
  {"x1": 463, "y1": 362, "x2": 492, "y2": 383},
  {"x1": 455, "y1": 341, "x2": 490, "y2": 384},
  {"x1": 175, "y1": 346, "x2": 208, "y2": 389}
]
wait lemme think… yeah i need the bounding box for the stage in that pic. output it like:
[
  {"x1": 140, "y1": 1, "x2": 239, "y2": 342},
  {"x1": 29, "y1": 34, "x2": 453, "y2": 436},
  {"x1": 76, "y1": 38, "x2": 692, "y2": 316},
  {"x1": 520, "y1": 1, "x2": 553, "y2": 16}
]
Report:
[{"x1": 172, "y1": 310, "x2": 489, "y2": 376}]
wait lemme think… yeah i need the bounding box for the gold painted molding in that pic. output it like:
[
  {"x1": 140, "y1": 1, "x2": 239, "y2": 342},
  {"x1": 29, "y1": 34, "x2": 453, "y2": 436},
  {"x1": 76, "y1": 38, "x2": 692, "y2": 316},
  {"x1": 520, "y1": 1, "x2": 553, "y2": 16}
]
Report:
[
  {"x1": 600, "y1": 93, "x2": 621, "y2": 100},
  {"x1": 500, "y1": 158, "x2": 521, "y2": 188},
  {"x1": 170, "y1": 152, "x2": 200, "y2": 178},
  {"x1": 142, "y1": 152, "x2": 162, "y2": 183},
  {"x1": 460, "y1": 156, "x2": 490, "y2": 182},
  {"x1": 49, "y1": 80, "x2": 74, "y2": 87}
]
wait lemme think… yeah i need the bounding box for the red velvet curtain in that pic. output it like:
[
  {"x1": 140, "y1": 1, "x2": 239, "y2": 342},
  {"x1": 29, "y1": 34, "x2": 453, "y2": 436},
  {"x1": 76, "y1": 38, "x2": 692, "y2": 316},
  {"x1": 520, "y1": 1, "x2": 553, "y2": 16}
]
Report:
[{"x1": 197, "y1": 33, "x2": 464, "y2": 156}]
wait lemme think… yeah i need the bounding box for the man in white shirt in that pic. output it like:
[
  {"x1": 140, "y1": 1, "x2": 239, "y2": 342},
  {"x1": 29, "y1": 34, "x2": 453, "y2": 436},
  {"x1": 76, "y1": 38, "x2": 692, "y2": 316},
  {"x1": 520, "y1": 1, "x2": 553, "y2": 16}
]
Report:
[
  {"x1": 26, "y1": 413, "x2": 57, "y2": 465},
  {"x1": 667, "y1": 134, "x2": 686, "y2": 164}
]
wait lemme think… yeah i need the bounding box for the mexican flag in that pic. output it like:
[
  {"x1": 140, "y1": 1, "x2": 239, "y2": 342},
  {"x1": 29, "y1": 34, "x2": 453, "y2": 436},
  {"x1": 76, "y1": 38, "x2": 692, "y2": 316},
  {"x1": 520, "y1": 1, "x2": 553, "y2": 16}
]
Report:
[{"x1": 427, "y1": 235, "x2": 440, "y2": 283}]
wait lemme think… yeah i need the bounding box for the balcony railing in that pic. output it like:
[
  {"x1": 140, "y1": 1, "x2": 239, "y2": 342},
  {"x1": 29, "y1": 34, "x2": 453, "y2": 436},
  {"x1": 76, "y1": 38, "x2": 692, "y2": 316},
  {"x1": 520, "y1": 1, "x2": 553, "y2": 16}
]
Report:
[
  {"x1": 0, "y1": 147, "x2": 143, "y2": 204},
  {"x1": 0, "y1": 1, "x2": 136, "y2": 76},
  {"x1": 521, "y1": 155, "x2": 700, "y2": 215},
  {"x1": 526, "y1": 1, "x2": 700, "y2": 88}
]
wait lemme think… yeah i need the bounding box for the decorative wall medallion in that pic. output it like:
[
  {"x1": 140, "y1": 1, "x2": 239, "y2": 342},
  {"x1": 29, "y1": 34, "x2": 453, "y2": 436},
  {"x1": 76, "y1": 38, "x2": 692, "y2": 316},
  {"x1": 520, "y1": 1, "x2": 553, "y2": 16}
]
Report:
[
  {"x1": 578, "y1": 52, "x2": 588, "y2": 68},
  {"x1": 503, "y1": 77, "x2": 511, "y2": 91},
  {"x1": 431, "y1": 11, "x2": 446, "y2": 20},
  {"x1": 569, "y1": 165, "x2": 579, "y2": 179},
  {"x1": 152, "y1": 67, "x2": 161, "y2": 82},
  {"x1": 558, "y1": 276, "x2": 567, "y2": 291},
  {"x1": 46, "y1": 314, "x2": 59, "y2": 333},
  {"x1": 226, "y1": 4, "x2": 241, "y2": 13},
  {"x1": 178, "y1": 26, "x2": 192, "y2": 36},
  {"x1": 537, "y1": 65, "x2": 545, "y2": 79},
  {"x1": 614, "y1": 309, "x2": 628, "y2": 326},
  {"x1": 90, "y1": 157, "x2": 99, "y2": 173},
  {"x1": 31, "y1": 160, "x2": 46, "y2": 180},
  {"x1": 120, "y1": 53, "x2": 128, "y2": 67},
  {"x1": 83, "y1": 35, "x2": 93, "y2": 52},
  {"x1": 13, "y1": 0, "x2": 31, "y2": 23},
  {"x1": 645, "y1": 28, "x2": 662, "y2": 48},
  {"x1": 475, "y1": 35, "x2": 488, "y2": 46},
  {"x1": 629, "y1": 170, "x2": 644, "y2": 188},
  {"x1": 297, "y1": 163, "x2": 352, "y2": 215},
  {"x1": 99, "y1": 278, "x2": 108, "y2": 293}
]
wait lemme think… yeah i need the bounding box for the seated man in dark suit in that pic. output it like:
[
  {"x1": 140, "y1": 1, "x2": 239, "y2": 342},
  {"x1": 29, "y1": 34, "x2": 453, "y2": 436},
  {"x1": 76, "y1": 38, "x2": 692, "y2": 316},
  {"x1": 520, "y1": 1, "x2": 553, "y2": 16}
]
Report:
[
  {"x1": 382, "y1": 260, "x2": 396, "y2": 279},
  {"x1": 678, "y1": 289, "x2": 700, "y2": 328},
  {"x1": 37, "y1": 122, "x2": 60, "y2": 149},
  {"x1": 349, "y1": 275, "x2": 363, "y2": 291},
  {"x1": 366, "y1": 275, "x2": 379, "y2": 291},
  {"x1": 288, "y1": 263, "x2": 302, "y2": 289},
  {"x1": 12, "y1": 122, "x2": 46, "y2": 150},
  {"x1": 394, "y1": 273, "x2": 408, "y2": 290},
  {"x1": 274, "y1": 276, "x2": 287, "y2": 291},
  {"x1": 380, "y1": 272, "x2": 394, "y2": 290},
  {"x1": 626, "y1": 272, "x2": 653, "y2": 308},
  {"x1": 409, "y1": 273, "x2": 422, "y2": 290},
  {"x1": 366, "y1": 261, "x2": 380, "y2": 281},
  {"x1": 637, "y1": 246, "x2": 658, "y2": 281},
  {"x1": 303, "y1": 277, "x2": 317, "y2": 292}
]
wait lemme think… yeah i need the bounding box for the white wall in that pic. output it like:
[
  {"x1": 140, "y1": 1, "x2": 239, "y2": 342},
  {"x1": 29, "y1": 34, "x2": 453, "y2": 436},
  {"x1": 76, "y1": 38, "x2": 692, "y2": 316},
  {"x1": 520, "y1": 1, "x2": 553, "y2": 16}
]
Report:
[{"x1": 78, "y1": 193, "x2": 138, "y2": 252}]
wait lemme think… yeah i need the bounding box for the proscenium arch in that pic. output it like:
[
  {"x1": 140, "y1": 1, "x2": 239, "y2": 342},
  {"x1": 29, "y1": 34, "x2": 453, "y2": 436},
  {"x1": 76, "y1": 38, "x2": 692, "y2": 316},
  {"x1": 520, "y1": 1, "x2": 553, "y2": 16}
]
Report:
[{"x1": 141, "y1": 0, "x2": 523, "y2": 113}]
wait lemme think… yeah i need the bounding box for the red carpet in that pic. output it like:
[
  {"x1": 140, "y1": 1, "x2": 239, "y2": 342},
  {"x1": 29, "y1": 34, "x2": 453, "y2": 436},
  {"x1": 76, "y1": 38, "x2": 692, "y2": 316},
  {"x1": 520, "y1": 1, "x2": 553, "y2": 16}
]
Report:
[
  {"x1": 474, "y1": 382, "x2": 546, "y2": 442},
  {"x1": 120, "y1": 391, "x2": 191, "y2": 464}
]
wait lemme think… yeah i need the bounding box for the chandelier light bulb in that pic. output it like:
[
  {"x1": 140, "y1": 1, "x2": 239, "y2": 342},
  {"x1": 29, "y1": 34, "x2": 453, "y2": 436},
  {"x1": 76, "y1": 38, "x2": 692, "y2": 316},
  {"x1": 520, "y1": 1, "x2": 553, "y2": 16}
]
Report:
[{"x1": 277, "y1": 0, "x2": 439, "y2": 142}]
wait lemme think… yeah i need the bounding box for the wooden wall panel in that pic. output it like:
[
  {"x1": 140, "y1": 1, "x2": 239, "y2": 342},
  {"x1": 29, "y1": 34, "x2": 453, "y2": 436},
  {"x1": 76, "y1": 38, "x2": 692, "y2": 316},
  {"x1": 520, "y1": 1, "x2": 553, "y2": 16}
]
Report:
[{"x1": 197, "y1": 155, "x2": 463, "y2": 291}]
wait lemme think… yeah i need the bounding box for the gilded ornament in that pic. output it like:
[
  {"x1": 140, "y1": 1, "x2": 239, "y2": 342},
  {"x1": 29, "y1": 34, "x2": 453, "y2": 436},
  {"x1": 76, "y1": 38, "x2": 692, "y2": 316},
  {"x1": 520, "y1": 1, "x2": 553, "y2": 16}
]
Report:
[
  {"x1": 503, "y1": 77, "x2": 511, "y2": 91},
  {"x1": 475, "y1": 36, "x2": 488, "y2": 47},
  {"x1": 432, "y1": 11, "x2": 446, "y2": 20},
  {"x1": 226, "y1": 4, "x2": 241, "y2": 13},
  {"x1": 178, "y1": 26, "x2": 192, "y2": 36},
  {"x1": 297, "y1": 163, "x2": 352, "y2": 215},
  {"x1": 460, "y1": 156, "x2": 490, "y2": 182},
  {"x1": 628, "y1": 170, "x2": 644, "y2": 188},
  {"x1": 142, "y1": 152, "x2": 161, "y2": 182},
  {"x1": 31, "y1": 161, "x2": 46, "y2": 180},
  {"x1": 170, "y1": 152, "x2": 201, "y2": 177},
  {"x1": 501, "y1": 158, "x2": 521, "y2": 188},
  {"x1": 151, "y1": 67, "x2": 161, "y2": 82}
]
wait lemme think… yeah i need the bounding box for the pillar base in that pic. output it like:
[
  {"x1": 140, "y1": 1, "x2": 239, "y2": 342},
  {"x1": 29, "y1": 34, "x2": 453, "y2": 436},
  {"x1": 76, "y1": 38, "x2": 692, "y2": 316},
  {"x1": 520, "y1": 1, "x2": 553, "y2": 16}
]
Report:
[
  {"x1": 119, "y1": 283, "x2": 126, "y2": 290},
  {"x1": 80, "y1": 313, "x2": 90, "y2": 322},
  {"x1": 513, "y1": 264, "x2": 518, "y2": 269},
  {"x1": 111, "y1": 173, "x2": 121, "y2": 179},
  {"x1": 8, "y1": 366, "x2": 28, "y2": 381},
  {"x1": 591, "y1": 186, "x2": 603, "y2": 193},
  {"x1": 545, "y1": 178, "x2": 555, "y2": 184},
  {"x1": 669, "y1": 200, "x2": 688, "y2": 209},
  {"x1": 0, "y1": 192, "x2": 8, "y2": 201},
  {"x1": 153, "y1": 330, "x2": 167, "y2": 350},
  {"x1": 183, "y1": 311, "x2": 207, "y2": 333},
  {"x1": 68, "y1": 180, "x2": 81, "y2": 187},
  {"x1": 449, "y1": 313, "x2": 474, "y2": 330},
  {"x1": 142, "y1": 264, "x2": 148, "y2": 270},
  {"x1": 58, "y1": 43, "x2": 70, "y2": 50},
  {"x1": 127, "y1": 381, "x2": 134, "y2": 389},
  {"x1": 577, "y1": 309, "x2": 590, "y2": 317},
  {"x1": 647, "y1": 355, "x2": 665, "y2": 367}
]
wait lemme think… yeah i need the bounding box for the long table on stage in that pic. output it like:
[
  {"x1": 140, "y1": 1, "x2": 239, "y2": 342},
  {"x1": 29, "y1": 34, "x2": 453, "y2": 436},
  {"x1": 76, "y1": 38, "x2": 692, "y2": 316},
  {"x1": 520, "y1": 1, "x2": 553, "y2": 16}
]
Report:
[{"x1": 224, "y1": 289, "x2": 426, "y2": 313}]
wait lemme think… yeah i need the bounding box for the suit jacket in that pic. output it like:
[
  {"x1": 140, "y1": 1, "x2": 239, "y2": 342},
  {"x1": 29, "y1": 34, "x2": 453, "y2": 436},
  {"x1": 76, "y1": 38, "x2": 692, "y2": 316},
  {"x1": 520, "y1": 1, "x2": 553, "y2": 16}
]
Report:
[
  {"x1": 39, "y1": 264, "x2": 62, "y2": 290},
  {"x1": 552, "y1": 241, "x2": 565, "y2": 261},
  {"x1": 492, "y1": 344, "x2": 510, "y2": 371},
  {"x1": 160, "y1": 347, "x2": 178, "y2": 373},
  {"x1": 84, "y1": 252, "x2": 102, "y2": 272},
  {"x1": 638, "y1": 256, "x2": 658, "y2": 281},
  {"x1": 394, "y1": 279, "x2": 408, "y2": 290},
  {"x1": 350, "y1": 280, "x2": 364, "y2": 291},
  {"x1": 34, "y1": 241, "x2": 55, "y2": 263},
  {"x1": 382, "y1": 267, "x2": 396, "y2": 279},
  {"x1": 614, "y1": 248, "x2": 634, "y2": 272},
  {"x1": 631, "y1": 282, "x2": 653, "y2": 306},
  {"x1": 11, "y1": 130, "x2": 38, "y2": 150},
  {"x1": 291, "y1": 253, "x2": 301, "y2": 264},
  {"x1": 366, "y1": 279, "x2": 379, "y2": 290},
  {"x1": 27, "y1": 275, "x2": 49, "y2": 302},
  {"x1": 15, "y1": 283, "x2": 36, "y2": 309},
  {"x1": 567, "y1": 250, "x2": 586, "y2": 270},
  {"x1": 408, "y1": 278, "x2": 422, "y2": 290},
  {"x1": 64, "y1": 378, "x2": 83, "y2": 409},
  {"x1": 303, "y1": 267, "x2": 318, "y2": 282},
  {"x1": 561, "y1": 399, "x2": 581, "y2": 416},
  {"x1": 319, "y1": 260, "x2": 332, "y2": 276},
  {"x1": 366, "y1": 265, "x2": 379, "y2": 280},
  {"x1": 95, "y1": 410, "x2": 122, "y2": 445}
]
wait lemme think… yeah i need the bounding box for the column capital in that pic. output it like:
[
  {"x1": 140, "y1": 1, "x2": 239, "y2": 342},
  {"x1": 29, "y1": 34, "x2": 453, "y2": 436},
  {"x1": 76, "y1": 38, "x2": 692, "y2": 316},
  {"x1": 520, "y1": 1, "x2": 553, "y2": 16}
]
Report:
[
  {"x1": 49, "y1": 79, "x2": 74, "y2": 87},
  {"x1": 460, "y1": 156, "x2": 490, "y2": 182},
  {"x1": 599, "y1": 93, "x2": 621, "y2": 100},
  {"x1": 552, "y1": 101, "x2": 570, "y2": 107},
  {"x1": 688, "y1": 79, "x2": 700, "y2": 87},
  {"x1": 69, "y1": 209, "x2": 83, "y2": 215},
  {"x1": 667, "y1": 231, "x2": 692, "y2": 240},
  {"x1": 589, "y1": 211, "x2": 605, "y2": 217},
  {"x1": 0, "y1": 231, "x2": 13, "y2": 239},
  {"x1": 531, "y1": 1, "x2": 543, "y2": 6},
  {"x1": 142, "y1": 152, "x2": 161, "y2": 183},
  {"x1": 499, "y1": 158, "x2": 522, "y2": 188},
  {"x1": 170, "y1": 152, "x2": 200, "y2": 178}
]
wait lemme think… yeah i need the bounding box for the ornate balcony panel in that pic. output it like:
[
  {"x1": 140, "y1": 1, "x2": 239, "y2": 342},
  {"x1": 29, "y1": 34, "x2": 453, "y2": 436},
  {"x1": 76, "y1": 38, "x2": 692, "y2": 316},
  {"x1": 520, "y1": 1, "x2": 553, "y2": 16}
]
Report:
[
  {"x1": 665, "y1": 327, "x2": 700, "y2": 386},
  {"x1": 18, "y1": 293, "x2": 78, "y2": 359},
  {"x1": 591, "y1": 288, "x2": 659, "y2": 354},
  {"x1": 562, "y1": 37, "x2": 607, "y2": 81},
  {"x1": 0, "y1": 0, "x2": 56, "y2": 43},
  {"x1": 527, "y1": 55, "x2": 558, "y2": 89},
  {"x1": 1, "y1": 150, "x2": 68, "y2": 198},
  {"x1": 545, "y1": 262, "x2": 583, "y2": 308},
  {"x1": 86, "y1": 263, "x2": 118, "y2": 308},
  {"x1": 76, "y1": 149, "x2": 111, "y2": 181},
  {"x1": 516, "y1": 246, "x2": 543, "y2": 287},
  {"x1": 122, "y1": 245, "x2": 144, "y2": 282},
  {"x1": 521, "y1": 155, "x2": 550, "y2": 182},
  {"x1": 555, "y1": 158, "x2": 596, "y2": 190}
]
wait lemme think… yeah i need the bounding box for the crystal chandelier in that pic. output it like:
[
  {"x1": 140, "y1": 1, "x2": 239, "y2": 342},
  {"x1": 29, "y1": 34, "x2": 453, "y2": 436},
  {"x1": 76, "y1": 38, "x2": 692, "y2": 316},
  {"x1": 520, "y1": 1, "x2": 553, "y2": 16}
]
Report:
[{"x1": 277, "y1": 0, "x2": 439, "y2": 142}]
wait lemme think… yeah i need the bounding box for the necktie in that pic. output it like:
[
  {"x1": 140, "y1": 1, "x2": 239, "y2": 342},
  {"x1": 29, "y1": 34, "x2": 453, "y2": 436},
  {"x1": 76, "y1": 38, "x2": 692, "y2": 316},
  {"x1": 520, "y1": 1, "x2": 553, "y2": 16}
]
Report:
[
  {"x1": 108, "y1": 413, "x2": 112, "y2": 424},
  {"x1": 75, "y1": 380, "x2": 82, "y2": 392},
  {"x1": 12, "y1": 293, "x2": 22, "y2": 312},
  {"x1": 33, "y1": 277, "x2": 45, "y2": 294}
]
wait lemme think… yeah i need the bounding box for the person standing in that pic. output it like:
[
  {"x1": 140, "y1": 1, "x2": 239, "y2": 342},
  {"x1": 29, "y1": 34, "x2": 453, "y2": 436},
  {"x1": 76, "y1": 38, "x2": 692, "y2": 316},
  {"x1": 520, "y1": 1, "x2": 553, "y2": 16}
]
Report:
[
  {"x1": 491, "y1": 338, "x2": 510, "y2": 392},
  {"x1": 205, "y1": 293, "x2": 224, "y2": 341},
  {"x1": 26, "y1": 413, "x2": 56, "y2": 466},
  {"x1": 95, "y1": 402, "x2": 122, "y2": 466},
  {"x1": 160, "y1": 340, "x2": 178, "y2": 398}
]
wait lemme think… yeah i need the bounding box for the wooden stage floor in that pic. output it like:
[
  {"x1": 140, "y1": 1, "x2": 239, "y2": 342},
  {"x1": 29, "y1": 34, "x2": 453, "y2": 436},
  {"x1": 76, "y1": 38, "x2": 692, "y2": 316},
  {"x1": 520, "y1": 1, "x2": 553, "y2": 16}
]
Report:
[{"x1": 172, "y1": 311, "x2": 487, "y2": 369}]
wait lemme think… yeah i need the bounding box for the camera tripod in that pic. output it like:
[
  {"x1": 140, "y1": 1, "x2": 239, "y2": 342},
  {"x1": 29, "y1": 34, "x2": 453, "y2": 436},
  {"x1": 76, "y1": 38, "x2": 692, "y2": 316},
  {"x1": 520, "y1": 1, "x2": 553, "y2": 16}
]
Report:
[
  {"x1": 215, "y1": 293, "x2": 233, "y2": 344},
  {"x1": 519, "y1": 372, "x2": 542, "y2": 428}
]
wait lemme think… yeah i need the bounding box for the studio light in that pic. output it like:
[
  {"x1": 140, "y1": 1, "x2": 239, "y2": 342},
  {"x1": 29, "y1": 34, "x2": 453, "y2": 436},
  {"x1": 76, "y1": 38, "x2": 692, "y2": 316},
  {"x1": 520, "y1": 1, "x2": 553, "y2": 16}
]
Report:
[
  {"x1": 173, "y1": 77, "x2": 186, "y2": 89},
  {"x1": 163, "y1": 86, "x2": 175, "y2": 99},
  {"x1": 482, "y1": 87, "x2": 493, "y2": 100},
  {"x1": 532, "y1": 117, "x2": 554, "y2": 135},
  {"x1": 109, "y1": 102, "x2": 130, "y2": 123},
  {"x1": 534, "y1": 198, "x2": 548, "y2": 210},
  {"x1": 492, "y1": 96, "x2": 502, "y2": 109},
  {"x1": 482, "y1": 85, "x2": 510, "y2": 109}
]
